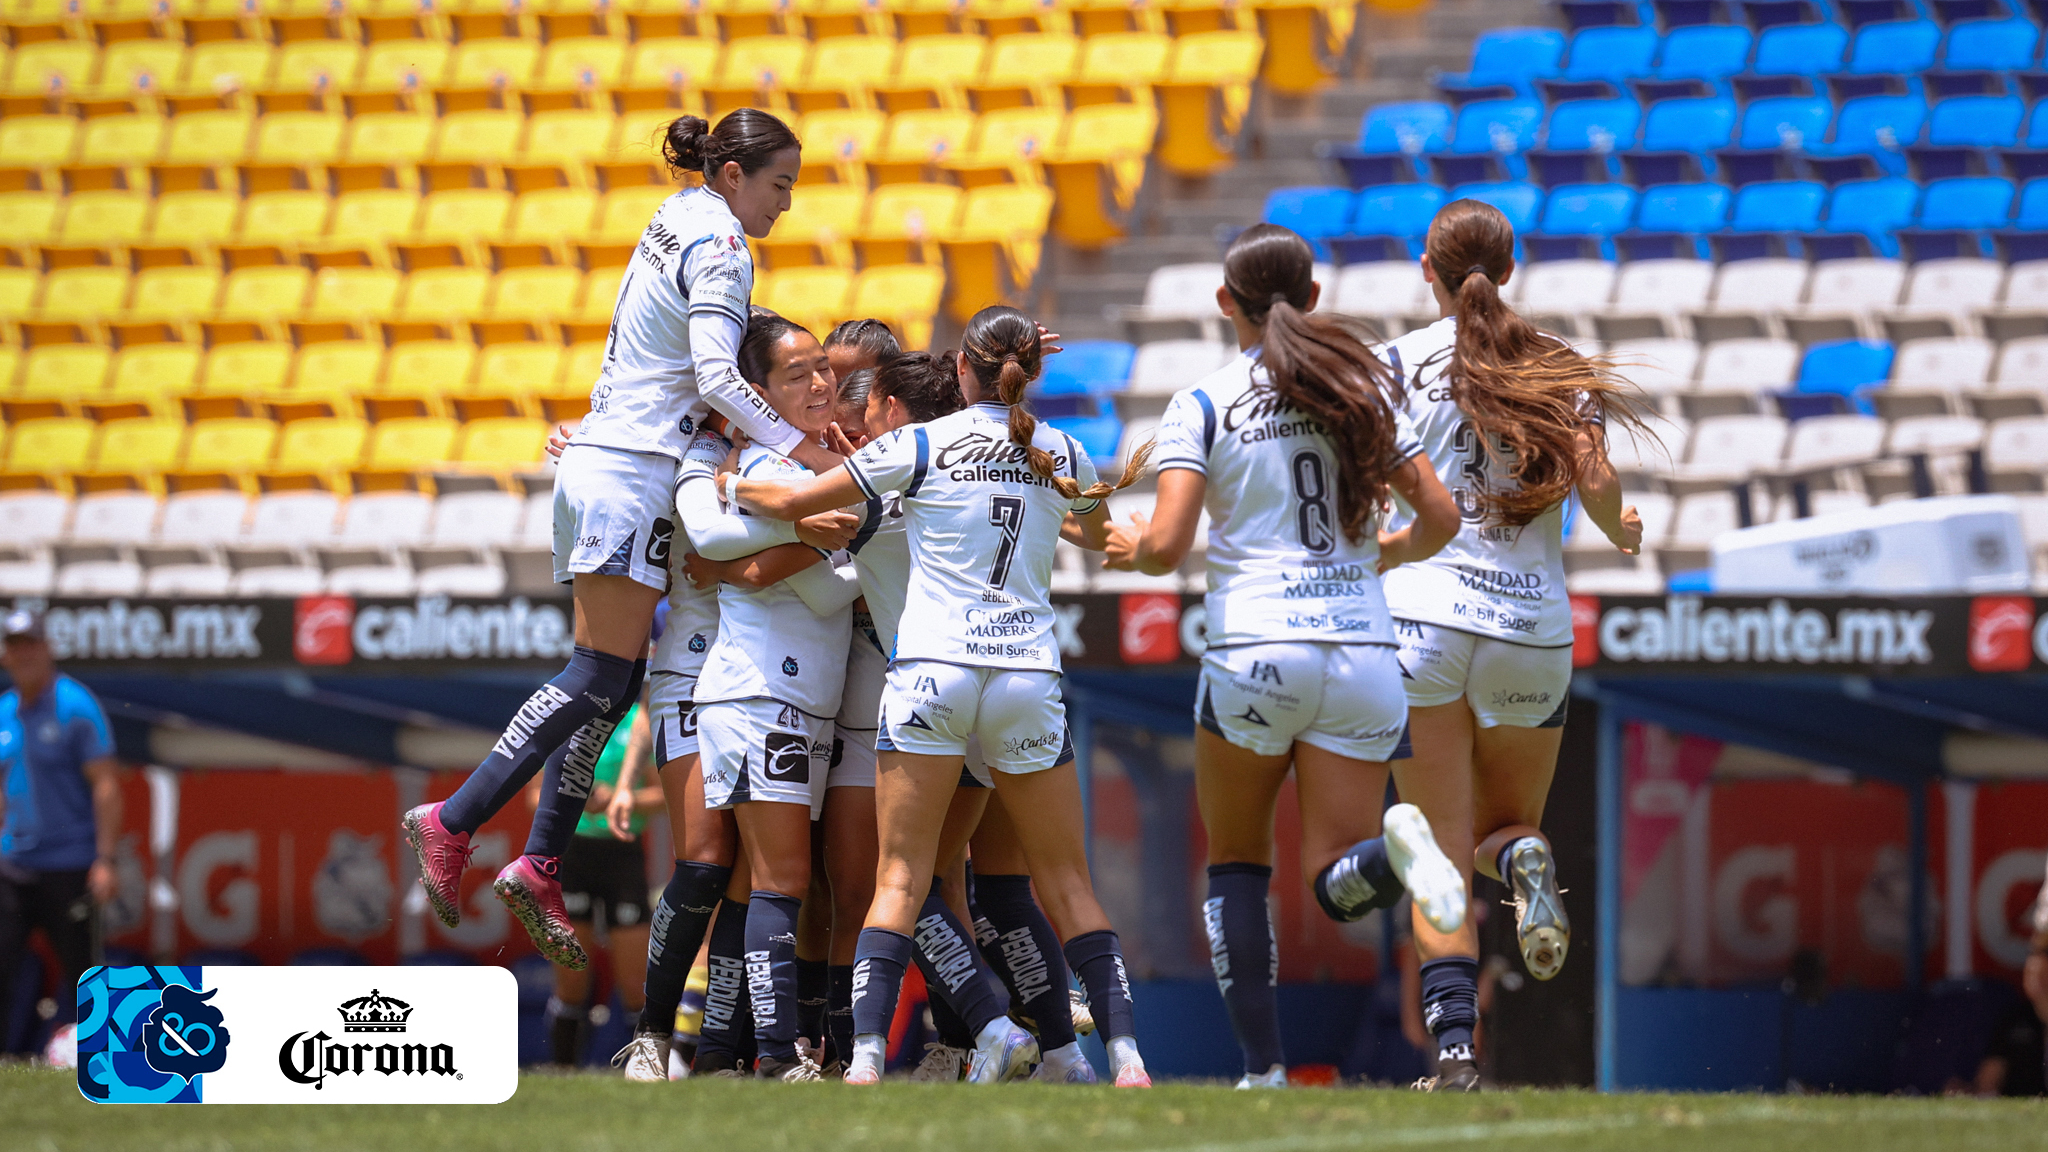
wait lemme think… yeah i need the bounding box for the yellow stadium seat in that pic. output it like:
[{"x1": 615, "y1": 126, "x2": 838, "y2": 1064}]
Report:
[
  {"x1": 75, "y1": 112, "x2": 166, "y2": 166},
  {"x1": 860, "y1": 182, "x2": 960, "y2": 263},
  {"x1": 594, "y1": 185, "x2": 673, "y2": 241},
  {"x1": 967, "y1": 33, "x2": 1078, "y2": 109},
  {"x1": 446, "y1": 38, "x2": 539, "y2": 90},
  {"x1": 358, "y1": 39, "x2": 451, "y2": 91},
  {"x1": 345, "y1": 111, "x2": 435, "y2": 165},
  {"x1": 788, "y1": 35, "x2": 895, "y2": 111},
  {"x1": 0, "y1": 192, "x2": 62, "y2": 245},
  {"x1": 0, "y1": 267, "x2": 38, "y2": 315},
  {"x1": 1156, "y1": 30, "x2": 1260, "y2": 176},
  {"x1": 476, "y1": 341, "x2": 561, "y2": 389},
  {"x1": 92, "y1": 416, "x2": 184, "y2": 472},
  {"x1": 964, "y1": 0, "x2": 1063, "y2": 36},
  {"x1": 506, "y1": 187, "x2": 598, "y2": 241},
  {"x1": 396, "y1": 266, "x2": 490, "y2": 320},
  {"x1": 850, "y1": 263, "x2": 943, "y2": 350},
  {"x1": 1061, "y1": 100, "x2": 1158, "y2": 159},
  {"x1": 55, "y1": 189, "x2": 150, "y2": 246},
  {"x1": 363, "y1": 415, "x2": 456, "y2": 468},
  {"x1": 799, "y1": 108, "x2": 886, "y2": 179},
  {"x1": 162, "y1": 109, "x2": 254, "y2": 166},
  {"x1": 1042, "y1": 101, "x2": 1155, "y2": 247},
  {"x1": 4, "y1": 418, "x2": 95, "y2": 473},
  {"x1": 889, "y1": 0, "x2": 964, "y2": 39},
  {"x1": 151, "y1": 189, "x2": 239, "y2": 246},
  {"x1": 240, "y1": 189, "x2": 332, "y2": 244},
  {"x1": 535, "y1": 36, "x2": 626, "y2": 90},
  {"x1": 201, "y1": 340, "x2": 292, "y2": 393},
  {"x1": 180, "y1": 39, "x2": 274, "y2": 95},
  {"x1": 623, "y1": 37, "x2": 721, "y2": 89},
  {"x1": 0, "y1": 115, "x2": 78, "y2": 167},
  {"x1": 755, "y1": 265, "x2": 850, "y2": 333},
  {"x1": 417, "y1": 188, "x2": 510, "y2": 241},
  {"x1": 326, "y1": 188, "x2": 418, "y2": 249},
  {"x1": 434, "y1": 109, "x2": 524, "y2": 164},
  {"x1": 1066, "y1": 31, "x2": 1170, "y2": 105},
  {"x1": 943, "y1": 181, "x2": 1052, "y2": 320},
  {"x1": 273, "y1": 416, "x2": 368, "y2": 472},
  {"x1": 270, "y1": 39, "x2": 361, "y2": 93},
  {"x1": 576, "y1": 265, "x2": 625, "y2": 320},
  {"x1": 943, "y1": 105, "x2": 1061, "y2": 184},
  {"x1": 874, "y1": 35, "x2": 986, "y2": 111},
  {"x1": 182, "y1": 416, "x2": 279, "y2": 471},
  {"x1": 307, "y1": 266, "x2": 402, "y2": 320},
  {"x1": 105, "y1": 343, "x2": 201, "y2": 412},
  {"x1": 523, "y1": 109, "x2": 616, "y2": 170},
  {"x1": 793, "y1": 0, "x2": 883, "y2": 38},
  {"x1": 384, "y1": 339, "x2": 476, "y2": 391},
  {"x1": 127, "y1": 264, "x2": 222, "y2": 320},
  {"x1": 873, "y1": 108, "x2": 976, "y2": 182},
  {"x1": 489, "y1": 264, "x2": 581, "y2": 317},
  {"x1": 248, "y1": 112, "x2": 345, "y2": 166},
  {"x1": 38, "y1": 265, "x2": 130, "y2": 322},
  {"x1": 217, "y1": 265, "x2": 311, "y2": 319},
  {"x1": 454, "y1": 416, "x2": 545, "y2": 466},
  {"x1": 6, "y1": 39, "x2": 98, "y2": 97},
  {"x1": 954, "y1": 180, "x2": 1054, "y2": 240},
  {"x1": 706, "y1": 35, "x2": 809, "y2": 114},
  {"x1": 757, "y1": 182, "x2": 862, "y2": 268},
  {"x1": 294, "y1": 339, "x2": 383, "y2": 394},
  {"x1": 559, "y1": 339, "x2": 604, "y2": 387},
  {"x1": 17, "y1": 343, "x2": 112, "y2": 402},
  {"x1": 96, "y1": 38, "x2": 187, "y2": 97}
]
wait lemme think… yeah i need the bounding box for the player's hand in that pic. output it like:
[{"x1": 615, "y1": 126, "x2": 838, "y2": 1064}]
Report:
[
  {"x1": 796, "y1": 510, "x2": 859, "y2": 551},
  {"x1": 605, "y1": 785, "x2": 636, "y2": 840},
  {"x1": 544, "y1": 423, "x2": 575, "y2": 459},
  {"x1": 823, "y1": 422, "x2": 861, "y2": 457},
  {"x1": 1037, "y1": 324, "x2": 1063, "y2": 359},
  {"x1": 682, "y1": 552, "x2": 728, "y2": 591},
  {"x1": 1610, "y1": 504, "x2": 1644, "y2": 555},
  {"x1": 1376, "y1": 526, "x2": 1415, "y2": 573},
  {"x1": 88, "y1": 858, "x2": 117, "y2": 904},
  {"x1": 583, "y1": 781, "x2": 613, "y2": 815},
  {"x1": 1103, "y1": 515, "x2": 1144, "y2": 571}
]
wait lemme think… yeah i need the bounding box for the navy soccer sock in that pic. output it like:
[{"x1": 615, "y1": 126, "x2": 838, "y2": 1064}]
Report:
[
  {"x1": 927, "y1": 983, "x2": 977, "y2": 1049},
  {"x1": 639, "y1": 860, "x2": 731, "y2": 1034},
  {"x1": 796, "y1": 957, "x2": 828, "y2": 1050},
  {"x1": 850, "y1": 927, "x2": 914, "y2": 1039},
  {"x1": 695, "y1": 895, "x2": 752, "y2": 1066},
  {"x1": 545, "y1": 997, "x2": 587, "y2": 1066},
  {"x1": 1205, "y1": 862, "x2": 1285, "y2": 1075},
  {"x1": 826, "y1": 964, "x2": 854, "y2": 1065},
  {"x1": 440, "y1": 646, "x2": 636, "y2": 835},
  {"x1": 524, "y1": 658, "x2": 646, "y2": 860},
  {"x1": 1063, "y1": 929, "x2": 1135, "y2": 1041},
  {"x1": 1314, "y1": 836, "x2": 1404, "y2": 923},
  {"x1": 973, "y1": 873, "x2": 1074, "y2": 1048},
  {"x1": 1420, "y1": 955, "x2": 1480, "y2": 1063},
  {"x1": 745, "y1": 891, "x2": 802, "y2": 1063},
  {"x1": 910, "y1": 880, "x2": 1005, "y2": 1040}
]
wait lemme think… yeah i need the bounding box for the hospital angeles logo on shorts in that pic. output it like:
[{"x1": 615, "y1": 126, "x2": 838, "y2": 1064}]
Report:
[{"x1": 78, "y1": 967, "x2": 516, "y2": 1104}]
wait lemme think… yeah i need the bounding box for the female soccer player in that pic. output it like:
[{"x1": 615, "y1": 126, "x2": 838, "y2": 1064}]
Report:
[
  {"x1": 1102, "y1": 223, "x2": 1468, "y2": 1089},
  {"x1": 402, "y1": 109, "x2": 851, "y2": 969},
  {"x1": 1382, "y1": 199, "x2": 1644, "y2": 1092},
  {"x1": 725, "y1": 306, "x2": 1154, "y2": 1086}
]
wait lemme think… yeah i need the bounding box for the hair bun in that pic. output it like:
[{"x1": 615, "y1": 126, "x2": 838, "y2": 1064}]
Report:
[{"x1": 662, "y1": 115, "x2": 712, "y2": 173}]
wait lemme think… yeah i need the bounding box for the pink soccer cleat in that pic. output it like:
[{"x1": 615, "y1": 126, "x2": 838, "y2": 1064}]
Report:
[
  {"x1": 493, "y1": 854, "x2": 589, "y2": 970},
  {"x1": 401, "y1": 803, "x2": 473, "y2": 929},
  {"x1": 1114, "y1": 1065, "x2": 1153, "y2": 1088}
]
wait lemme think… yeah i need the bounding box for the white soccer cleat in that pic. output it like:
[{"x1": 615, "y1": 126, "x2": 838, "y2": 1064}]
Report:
[
  {"x1": 1030, "y1": 1042, "x2": 1098, "y2": 1084},
  {"x1": 1069, "y1": 988, "x2": 1096, "y2": 1036},
  {"x1": 967, "y1": 1021, "x2": 1039, "y2": 1084},
  {"x1": 1235, "y1": 1064, "x2": 1287, "y2": 1089},
  {"x1": 909, "y1": 1042, "x2": 969, "y2": 1082},
  {"x1": 1384, "y1": 803, "x2": 1466, "y2": 935},
  {"x1": 1505, "y1": 837, "x2": 1570, "y2": 981},
  {"x1": 614, "y1": 1032, "x2": 671, "y2": 1083}
]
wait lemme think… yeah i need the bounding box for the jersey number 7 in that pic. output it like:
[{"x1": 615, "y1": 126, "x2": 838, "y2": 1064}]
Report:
[{"x1": 987, "y1": 495, "x2": 1026, "y2": 589}]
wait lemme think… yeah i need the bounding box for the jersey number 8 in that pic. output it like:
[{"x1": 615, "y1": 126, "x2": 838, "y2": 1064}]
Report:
[{"x1": 1291, "y1": 450, "x2": 1335, "y2": 557}]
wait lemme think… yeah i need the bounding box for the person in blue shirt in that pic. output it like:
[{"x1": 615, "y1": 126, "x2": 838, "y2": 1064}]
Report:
[{"x1": 0, "y1": 608, "x2": 122, "y2": 1053}]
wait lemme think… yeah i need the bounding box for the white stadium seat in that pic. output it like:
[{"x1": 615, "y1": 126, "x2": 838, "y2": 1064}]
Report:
[
  {"x1": 1608, "y1": 259, "x2": 1714, "y2": 315},
  {"x1": 145, "y1": 563, "x2": 234, "y2": 596},
  {"x1": 1886, "y1": 415, "x2": 1985, "y2": 456},
  {"x1": 1780, "y1": 414, "x2": 1885, "y2": 473},
  {"x1": 1708, "y1": 258, "x2": 1808, "y2": 313},
  {"x1": 55, "y1": 559, "x2": 144, "y2": 596},
  {"x1": 1668, "y1": 490, "x2": 1743, "y2": 545},
  {"x1": 415, "y1": 562, "x2": 506, "y2": 597},
  {"x1": 68, "y1": 492, "x2": 159, "y2": 543},
  {"x1": 1992, "y1": 337, "x2": 2048, "y2": 397},
  {"x1": 336, "y1": 492, "x2": 433, "y2": 548},
  {"x1": 1890, "y1": 337, "x2": 1993, "y2": 389},
  {"x1": 1803, "y1": 258, "x2": 1906, "y2": 313},
  {"x1": 1604, "y1": 413, "x2": 1688, "y2": 476},
  {"x1": 1696, "y1": 338, "x2": 1799, "y2": 392},
  {"x1": 1680, "y1": 414, "x2": 1788, "y2": 478},
  {"x1": 1896, "y1": 259, "x2": 2003, "y2": 317},
  {"x1": 1126, "y1": 340, "x2": 1233, "y2": 396},
  {"x1": 518, "y1": 492, "x2": 555, "y2": 548},
  {"x1": 0, "y1": 491, "x2": 71, "y2": 547},
  {"x1": 1511, "y1": 260, "x2": 1615, "y2": 314},
  {"x1": 2000, "y1": 261, "x2": 2048, "y2": 311},
  {"x1": 429, "y1": 490, "x2": 526, "y2": 548},
  {"x1": 230, "y1": 564, "x2": 325, "y2": 596},
  {"x1": 0, "y1": 556, "x2": 54, "y2": 595},
  {"x1": 1137, "y1": 263, "x2": 1226, "y2": 319},
  {"x1": 1986, "y1": 416, "x2": 2048, "y2": 473},
  {"x1": 1331, "y1": 261, "x2": 1429, "y2": 318},
  {"x1": 326, "y1": 563, "x2": 418, "y2": 595},
  {"x1": 247, "y1": 491, "x2": 340, "y2": 546},
  {"x1": 1608, "y1": 338, "x2": 1699, "y2": 396},
  {"x1": 158, "y1": 491, "x2": 251, "y2": 545}
]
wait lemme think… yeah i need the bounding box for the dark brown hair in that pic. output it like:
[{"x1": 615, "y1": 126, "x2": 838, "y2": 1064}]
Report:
[
  {"x1": 1423, "y1": 199, "x2": 1648, "y2": 527},
  {"x1": 738, "y1": 311, "x2": 812, "y2": 385},
  {"x1": 871, "y1": 351, "x2": 964, "y2": 424},
  {"x1": 1223, "y1": 223, "x2": 1404, "y2": 545},
  {"x1": 959, "y1": 306, "x2": 1149, "y2": 500},
  {"x1": 824, "y1": 319, "x2": 901, "y2": 367},
  {"x1": 664, "y1": 109, "x2": 800, "y2": 180}
]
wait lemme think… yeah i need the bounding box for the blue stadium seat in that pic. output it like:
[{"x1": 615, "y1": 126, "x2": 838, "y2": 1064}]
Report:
[
  {"x1": 1046, "y1": 414, "x2": 1124, "y2": 462},
  {"x1": 1622, "y1": 96, "x2": 1738, "y2": 184},
  {"x1": 1930, "y1": 17, "x2": 2039, "y2": 97},
  {"x1": 1828, "y1": 19, "x2": 1941, "y2": 101},
  {"x1": 1992, "y1": 175, "x2": 2048, "y2": 260},
  {"x1": 1436, "y1": 28, "x2": 1567, "y2": 105},
  {"x1": 1807, "y1": 175, "x2": 1919, "y2": 257},
  {"x1": 1528, "y1": 182, "x2": 1637, "y2": 259},
  {"x1": 1737, "y1": 0, "x2": 1838, "y2": 31},
  {"x1": 1557, "y1": 0, "x2": 1658, "y2": 30},
  {"x1": 1996, "y1": 101, "x2": 2048, "y2": 180},
  {"x1": 1804, "y1": 93, "x2": 1928, "y2": 183},
  {"x1": 1905, "y1": 94, "x2": 2024, "y2": 179},
  {"x1": 1716, "y1": 95, "x2": 1835, "y2": 185},
  {"x1": 1429, "y1": 98, "x2": 1543, "y2": 184},
  {"x1": 1262, "y1": 186, "x2": 1357, "y2": 255},
  {"x1": 1332, "y1": 183, "x2": 1447, "y2": 262},
  {"x1": 1528, "y1": 97, "x2": 1643, "y2": 186},
  {"x1": 1632, "y1": 24, "x2": 1753, "y2": 101},
  {"x1": 1713, "y1": 178, "x2": 1826, "y2": 258},
  {"x1": 1798, "y1": 340, "x2": 1894, "y2": 410},
  {"x1": 1541, "y1": 25, "x2": 1661, "y2": 102},
  {"x1": 1447, "y1": 181, "x2": 1544, "y2": 236},
  {"x1": 1037, "y1": 340, "x2": 1135, "y2": 396},
  {"x1": 1898, "y1": 173, "x2": 2015, "y2": 256},
  {"x1": 1620, "y1": 181, "x2": 1731, "y2": 258},
  {"x1": 1737, "y1": 22, "x2": 1850, "y2": 100},
  {"x1": 1330, "y1": 101, "x2": 1453, "y2": 187}
]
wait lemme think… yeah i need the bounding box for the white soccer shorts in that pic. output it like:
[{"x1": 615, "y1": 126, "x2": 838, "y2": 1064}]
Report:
[
  {"x1": 650, "y1": 671, "x2": 699, "y2": 763},
  {"x1": 828, "y1": 724, "x2": 877, "y2": 789},
  {"x1": 698, "y1": 697, "x2": 835, "y2": 817},
  {"x1": 877, "y1": 660, "x2": 1072, "y2": 777},
  {"x1": 1196, "y1": 641, "x2": 1407, "y2": 761},
  {"x1": 1394, "y1": 620, "x2": 1571, "y2": 729},
  {"x1": 552, "y1": 443, "x2": 678, "y2": 593}
]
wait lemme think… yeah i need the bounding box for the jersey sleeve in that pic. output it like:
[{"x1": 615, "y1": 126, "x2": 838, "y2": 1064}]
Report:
[
  {"x1": 675, "y1": 433, "x2": 800, "y2": 559},
  {"x1": 784, "y1": 558, "x2": 864, "y2": 615},
  {"x1": 682, "y1": 233, "x2": 803, "y2": 455},
  {"x1": 844, "y1": 427, "x2": 920, "y2": 501},
  {"x1": 1389, "y1": 406, "x2": 1426, "y2": 467},
  {"x1": 1151, "y1": 389, "x2": 1213, "y2": 475},
  {"x1": 64, "y1": 681, "x2": 113, "y2": 763}
]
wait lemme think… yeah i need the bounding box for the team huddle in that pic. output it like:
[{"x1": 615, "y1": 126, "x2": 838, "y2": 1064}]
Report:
[{"x1": 399, "y1": 107, "x2": 1647, "y2": 1089}]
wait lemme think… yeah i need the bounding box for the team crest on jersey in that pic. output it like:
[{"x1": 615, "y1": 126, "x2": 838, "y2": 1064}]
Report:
[
  {"x1": 688, "y1": 633, "x2": 708, "y2": 653},
  {"x1": 781, "y1": 656, "x2": 799, "y2": 675},
  {"x1": 678, "y1": 414, "x2": 695, "y2": 436}
]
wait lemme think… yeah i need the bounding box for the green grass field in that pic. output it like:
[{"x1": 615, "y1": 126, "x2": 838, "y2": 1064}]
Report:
[{"x1": 8, "y1": 1066, "x2": 2048, "y2": 1152}]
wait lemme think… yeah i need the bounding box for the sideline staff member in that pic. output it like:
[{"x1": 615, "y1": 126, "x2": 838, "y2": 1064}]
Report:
[{"x1": 0, "y1": 608, "x2": 121, "y2": 1052}]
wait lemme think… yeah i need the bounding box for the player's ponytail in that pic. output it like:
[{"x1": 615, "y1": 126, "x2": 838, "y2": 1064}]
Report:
[
  {"x1": 1222, "y1": 223, "x2": 1402, "y2": 545},
  {"x1": 663, "y1": 108, "x2": 800, "y2": 181},
  {"x1": 1425, "y1": 198, "x2": 1650, "y2": 527},
  {"x1": 960, "y1": 305, "x2": 1150, "y2": 500}
]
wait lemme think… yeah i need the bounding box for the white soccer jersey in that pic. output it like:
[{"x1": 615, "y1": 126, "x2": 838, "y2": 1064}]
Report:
[
  {"x1": 844, "y1": 403, "x2": 1100, "y2": 672},
  {"x1": 1381, "y1": 316, "x2": 1582, "y2": 648},
  {"x1": 693, "y1": 444, "x2": 853, "y2": 718},
  {"x1": 836, "y1": 609, "x2": 888, "y2": 730},
  {"x1": 574, "y1": 187, "x2": 798, "y2": 460},
  {"x1": 846, "y1": 494, "x2": 911, "y2": 650},
  {"x1": 649, "y1": 432, "x2": 729, "y2": 680},
  {"x1": 1152, "y1": 349, "x2": 1423, "y2": 650}
]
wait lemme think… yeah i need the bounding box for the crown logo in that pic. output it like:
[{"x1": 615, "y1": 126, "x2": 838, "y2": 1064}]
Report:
[{"x1": 337, "y1": 989, "x2": 413, "y2": 1033}]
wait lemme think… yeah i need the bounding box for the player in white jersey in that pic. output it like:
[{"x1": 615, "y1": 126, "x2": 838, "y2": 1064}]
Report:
[
  {"x1": 1381, "y1": 199, "x2": 1646, "y2": 1091},
  {"x1": 1101, "y1": 224, "x2": 1467, "y2": 1090},
  {"x1": 725, "y1": 306, "x2": 1155, "y2": 1087},
  {"x1": 402, "y1": 109, "x2": 855, "y2": 973}
]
